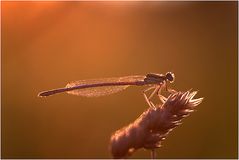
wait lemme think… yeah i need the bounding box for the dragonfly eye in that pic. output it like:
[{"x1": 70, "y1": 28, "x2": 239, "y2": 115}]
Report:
[{"x1": 166, "y1": 72, "x2": 175, "y2": 83}]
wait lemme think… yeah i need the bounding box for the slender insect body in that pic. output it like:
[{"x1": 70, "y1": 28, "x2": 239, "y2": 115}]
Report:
[{"x1": 38, "y1": 72, "x2": 176, "y2": 109}]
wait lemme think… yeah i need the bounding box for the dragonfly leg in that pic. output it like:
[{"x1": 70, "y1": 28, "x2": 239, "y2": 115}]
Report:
[
  {"x1": 158, "y1": 94, "x2": 167, "y2": 104},
  {"x1": 156, "y1": 83, "x2": 167, "y2": 104},
  {"x1": 148, "y1": 86, "x2": 162, "y2": 109},
  {"x1": 143, "y1": 86, "x2": 157, "y2": 109},
  {"x1": 143, "y1": 92, "x2": 156, "y2": 109},
  {"x1": 167, "y1": 87, "x2": 177, "y2": 94},
  {"x1": 165, "y1": 81, "x2": 177, "y2": 93},
  {"x1": 149, "y1": 85, "x2": 161, "y2": 100}
]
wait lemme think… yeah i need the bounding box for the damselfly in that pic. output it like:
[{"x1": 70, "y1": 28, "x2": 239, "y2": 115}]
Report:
[{"x1": 38, "y1": 72, "x2": 175, "y2": 108}]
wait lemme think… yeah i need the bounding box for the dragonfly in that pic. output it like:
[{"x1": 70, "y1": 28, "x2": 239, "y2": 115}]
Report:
[{"x1": 38, "y1": 72, "x2": 175, "y2": 109}]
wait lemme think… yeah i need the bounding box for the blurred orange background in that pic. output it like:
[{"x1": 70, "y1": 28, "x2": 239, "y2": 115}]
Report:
[{"x1": 2, "y1": 1, "x2": 237, "y2": 158}]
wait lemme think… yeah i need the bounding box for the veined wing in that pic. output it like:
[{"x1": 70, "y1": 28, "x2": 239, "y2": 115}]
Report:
[{"x1": 66, "y1": 75, "x2": 145, "y2": 97}]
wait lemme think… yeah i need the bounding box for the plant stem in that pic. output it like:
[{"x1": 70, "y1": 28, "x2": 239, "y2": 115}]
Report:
[{"x1": 151, "y1": 149, "x2": 156, "y2": 159}]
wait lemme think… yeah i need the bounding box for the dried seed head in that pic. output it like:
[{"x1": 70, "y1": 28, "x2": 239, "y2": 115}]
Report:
[{"x1": 109, "y1": 90, "x2": 203, "y2": 158}]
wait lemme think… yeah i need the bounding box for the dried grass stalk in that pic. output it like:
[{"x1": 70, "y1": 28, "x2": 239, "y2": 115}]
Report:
[{"x1": 109, "y1": 91, "x2": 203, "y2": 158}]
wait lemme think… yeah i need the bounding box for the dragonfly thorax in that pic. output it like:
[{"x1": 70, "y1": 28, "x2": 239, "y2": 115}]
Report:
[
  {"x1": 144, "y1": 73, "x2": 166, "y2": 84},
  {"x1": 145, "y1": 72, "x2": 175, "y2": 84}
]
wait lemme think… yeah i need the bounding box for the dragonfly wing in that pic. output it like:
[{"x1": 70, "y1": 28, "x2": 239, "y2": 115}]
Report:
[
  {"x1": 66, "y1": 85, "x2": 130, "y2": 97},
  {"x1": 65, "y1": 75, "x2": 145, "y2": 97}
]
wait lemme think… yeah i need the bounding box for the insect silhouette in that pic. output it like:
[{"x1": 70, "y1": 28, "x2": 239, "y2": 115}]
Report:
[{"x1": 38, "y1": 72, "x2": 175, "y2": 109}]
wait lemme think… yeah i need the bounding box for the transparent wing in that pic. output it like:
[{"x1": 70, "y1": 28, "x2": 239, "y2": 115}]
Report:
[{"x1": 65, "y1": 75, "x2": 145, "y2": 97}]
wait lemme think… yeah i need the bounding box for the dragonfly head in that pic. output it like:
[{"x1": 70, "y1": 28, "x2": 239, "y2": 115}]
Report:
[{"x1": 166, "y1": 72, "x2": 175, "y2": 83}]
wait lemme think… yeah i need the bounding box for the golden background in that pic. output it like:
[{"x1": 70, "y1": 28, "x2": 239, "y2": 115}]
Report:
[{"x1": 2, "y1": 1, "x2": 238, "y2": 158}]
